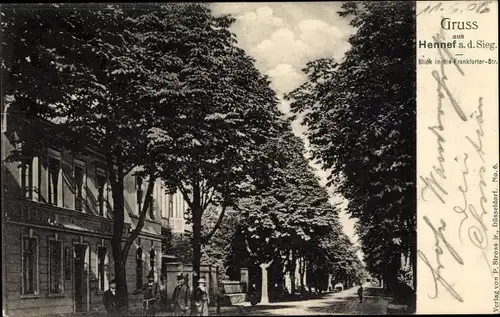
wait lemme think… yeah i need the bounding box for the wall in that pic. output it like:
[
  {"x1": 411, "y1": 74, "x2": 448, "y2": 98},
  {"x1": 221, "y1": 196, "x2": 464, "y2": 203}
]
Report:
[
  {"x1": 125, "y1": 167, "x2": 188, "y2": 234},
  {"x1": 3, "y1": 224, "x2": 74, "y2": 316},
  {"x1": 161, "y1": 262, "x2": 218, "y2": 308},
  {"x1": 1, "y1": 115, "x2": 167, "y2": 316},
  {"x1": 3, "y1": 220, "x2": 162, "y2": 317}
]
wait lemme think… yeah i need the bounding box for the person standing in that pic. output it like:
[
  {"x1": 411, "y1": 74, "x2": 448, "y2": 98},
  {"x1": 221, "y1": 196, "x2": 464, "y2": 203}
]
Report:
[
  {"x1": 249, "y1": 283, "x2": 259, "y2": 306},
  {"x1": 172, "y1": 273, "x2": 191, "y2": 316},
  {"x1": 102, "y1": 279, "x2": 119, "y2": 316},
  {"x1": 159, "y1": 275, "x2": 168, "y2": 311},
  {"x1": 357, "y1": 285, "x2": 364, "y2": 303},
  {"x1": 193, "y1": 278, "x2": 209, "y2": 316},
  {"x1": 132, "y1": 271, "x2": 161, "y2": 316}
]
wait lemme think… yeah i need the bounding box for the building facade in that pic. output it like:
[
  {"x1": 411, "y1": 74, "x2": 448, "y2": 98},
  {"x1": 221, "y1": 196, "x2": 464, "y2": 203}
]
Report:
[{"x1": 1, "y1": 114, "x2": 188, "y2": 316}]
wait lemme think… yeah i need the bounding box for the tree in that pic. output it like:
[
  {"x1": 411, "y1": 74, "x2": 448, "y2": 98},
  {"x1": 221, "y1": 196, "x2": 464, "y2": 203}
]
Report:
[
  {"x1": 201, "y1": 206, "x2": 240, "y2": 278},
  {"x1": 145, "y1": 4, "x2": 284, "y2": 290},
  {"x1": 286, "y1": 1, "x2": 416, "y2": 292},
  {"x1": 162, "y1": 225, "x2": 193, "y2": 265},
  {"x1": 162, "y1": 205, "x2": 239, "y2": 279},
  {"x1": 226, "y1": 129, "x2": 346, "y2": 303},
  {"x1": 318, "y1": 231, "x2": 364, "y2": 288},
  {"x1": 1, "y1": 4, "x2": 218, "y2": 311}
]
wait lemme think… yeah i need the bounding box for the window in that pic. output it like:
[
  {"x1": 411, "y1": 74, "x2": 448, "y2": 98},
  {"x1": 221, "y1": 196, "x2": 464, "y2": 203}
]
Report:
[
  {"x1": 136, "y1": 247, "x2": 143, "y2": 290},
  {"x1": 168, "y1": 194, "x2": 173, "y2": 218},
  {"x1": 159, "y1": 186, "x2": 165, "y2": 218},
  {"x1": 161, "y1": 187, "x2": 167, "y2": 219},
  {"x1": 64, "y1": 247, "x2": 71, "y2": 280},
  {"x1": 20, "y1": 159, "x2": 33, "y2": 199},
  {"x1": 176, "y1": 194, "x2": 181, "y2": 218},
  {"x1": 149, "y1": 195, "x2": 155, "y2": 220},
  {"x1": 22, "y1": 236, "x2": 39, "y2": 295},
  {"x1": 98, "y1": 247, "x2": 107, "y2": 291},
  {"x1": 74, "y1": 165, "x2": 85, "y2": 211},
  {"x1": 48, "y1": 158, "x2": 60, "y2": 205},
  {"x1": 136, "y1": 176, "x2": 143, "y2": 213},
  {"x1": 49, "y1": 239, "x2": 63, "y2": 294},
  {"x1": 149, "y1": 249, "x2": 156, "y2": 274},
  {"x1": 173, "y1": 194, "x2": 178, "y2": 218},
  {"x1": 97, "y1": 173, "x2": 106, "y2": 216}
]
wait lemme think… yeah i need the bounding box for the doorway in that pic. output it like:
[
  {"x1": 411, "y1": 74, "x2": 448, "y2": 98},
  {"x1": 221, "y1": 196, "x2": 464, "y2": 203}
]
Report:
[{"x1": 74, "y1": 244, "x2": 89, "y2": 312}]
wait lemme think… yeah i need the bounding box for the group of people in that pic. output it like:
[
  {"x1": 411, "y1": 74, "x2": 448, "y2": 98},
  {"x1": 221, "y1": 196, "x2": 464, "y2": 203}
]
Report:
[{"x1": 102, "y1": 271, "x2": 209, "y2": 316}]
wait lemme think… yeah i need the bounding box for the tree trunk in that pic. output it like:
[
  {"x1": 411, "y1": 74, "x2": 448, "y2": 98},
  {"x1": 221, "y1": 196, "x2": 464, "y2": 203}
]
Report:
[
  {"x1": 259, "y1": 261, "x2": 272, "y2": 305},
  {"x1": 290, "y1": 250, "x2": 296, "y2": 295},
  {"x1": 303, "y1": 258, "x2": 311, "y2": 293},
  {"x1": 383, "y1": 272, "x2": 389, "y2": 291},
  {"x1": 192, "y1": 180, "x2": 202, "y2": 291},
  {"x1": 410, "y1": 239, "x2": 417, "y2": 292},
  {"x1": 110, "y1": 175, "x2": 128, "y2": 313},
  {"x1": 298, "y1": 256, "x2": 305, "y2": 292},
  {"x1": 114, "y1": 259, "x2": 128, "y2": 314}
]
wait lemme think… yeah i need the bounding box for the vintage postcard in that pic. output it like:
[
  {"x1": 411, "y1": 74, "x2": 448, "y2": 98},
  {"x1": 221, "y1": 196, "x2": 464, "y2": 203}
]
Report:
[
  {"x1": 0, "y1": 1, "x2": 498, "y2": 316},
  {"x1": 416, "y1": 0, "x2": 498, "y2": 314}
]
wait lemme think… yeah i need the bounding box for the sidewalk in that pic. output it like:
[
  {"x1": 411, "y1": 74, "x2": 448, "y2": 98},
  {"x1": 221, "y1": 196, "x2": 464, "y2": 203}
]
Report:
[
  {"x1": 386, "y1": 302, "x2": 414, "y2": 315},
  {"x1": 38, "y1": 286, "x2": 414, "y2": 316},
  {"x1": 155, "y1": 305, "x2": 243, "y2": 316},
  {"x1": 42, "y1": 306, "x2": 241, "y2": 317},
  {"x1": 384, "y1": 283, "x2": 416, "y2": 315}
]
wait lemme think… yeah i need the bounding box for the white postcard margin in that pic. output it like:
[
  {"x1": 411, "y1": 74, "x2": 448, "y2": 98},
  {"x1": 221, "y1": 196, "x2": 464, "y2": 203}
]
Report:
[{"x1": 416, "y1": 1, "x2": 499, "y2": 314}]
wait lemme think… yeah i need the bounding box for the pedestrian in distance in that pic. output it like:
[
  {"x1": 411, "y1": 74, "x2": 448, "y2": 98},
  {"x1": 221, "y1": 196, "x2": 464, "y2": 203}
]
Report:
[
  {"x1": 357, "y1": 284, "x2": 364, "y2": 303},
  {"x1": 103, "y1": 279, "x2": 119, "y2": 316},
  {"x1": 172, "y1": 273, "x2": 191, "y2": 316},
  {"x1": 249, "y1": 283, "x2": 259, "y2": 306},
  {"x1": 132, "y1": 270, "x2": 161, "y2": 316},
  {"x1": 193, "y1": 277, "x2": 209, "y2": 316}
]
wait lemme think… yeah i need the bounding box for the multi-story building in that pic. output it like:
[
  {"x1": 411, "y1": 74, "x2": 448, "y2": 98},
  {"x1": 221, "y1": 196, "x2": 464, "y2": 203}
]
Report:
[{"x1": 1, "y1": 113, "x2": 188, "y2": 317}]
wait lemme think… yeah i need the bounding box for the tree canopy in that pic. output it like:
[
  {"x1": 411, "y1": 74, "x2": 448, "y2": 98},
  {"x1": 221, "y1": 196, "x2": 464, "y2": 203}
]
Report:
[
  {"x1": 2, "y1": 2, "x2": 285, "y2": 306},
  {"x1": 285, "y1": 1, "x2": 416, "y2": 290},
  {"x1": 139, "y1": 4, "x2": 285, "y2": 288},
  {"x1": 223, "y1": 126, "x2": 363, "y2": 299}
]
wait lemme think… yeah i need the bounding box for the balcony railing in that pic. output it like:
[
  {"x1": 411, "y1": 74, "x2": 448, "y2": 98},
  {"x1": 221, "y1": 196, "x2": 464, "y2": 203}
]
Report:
[{"x1": 3, "y1": 198, "x2": 130, "y2": 237}]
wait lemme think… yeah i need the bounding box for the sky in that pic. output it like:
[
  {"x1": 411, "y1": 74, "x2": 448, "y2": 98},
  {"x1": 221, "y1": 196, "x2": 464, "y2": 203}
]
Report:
[{"x1": 211, "y1": 3, "x2": 361, "y2": 249}]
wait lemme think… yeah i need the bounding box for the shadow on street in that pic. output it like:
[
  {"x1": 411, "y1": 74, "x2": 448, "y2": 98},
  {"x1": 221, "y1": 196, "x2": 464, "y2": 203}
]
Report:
[{"x1": 211, "y1": 286, "x2": 413, "y2": 316}]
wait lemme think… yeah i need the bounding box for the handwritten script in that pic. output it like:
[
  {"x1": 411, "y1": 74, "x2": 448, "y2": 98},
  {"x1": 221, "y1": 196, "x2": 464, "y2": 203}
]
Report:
[
  {"x1": 420, "y1": 26, "x2": 466, "y2": 205},
  {"x1": 417, "y1": 1, "x2": 492, "y2": 16},
  {"x1": 453, "y1": 98, "x2": 491, "y2": 274},
  {"x1": 418, "y1": 12, "x2": 491, "y2": 303},
  {"x1": 418, "y1": 216, "x2": 464, "y2": 302}
]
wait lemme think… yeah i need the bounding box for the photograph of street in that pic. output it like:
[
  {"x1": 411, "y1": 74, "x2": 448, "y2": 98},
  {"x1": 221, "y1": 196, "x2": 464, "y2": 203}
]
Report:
[{"x1": 1, "y1": 2, "x2": 416, "y2": 316}]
